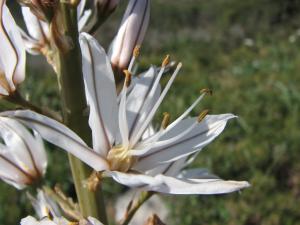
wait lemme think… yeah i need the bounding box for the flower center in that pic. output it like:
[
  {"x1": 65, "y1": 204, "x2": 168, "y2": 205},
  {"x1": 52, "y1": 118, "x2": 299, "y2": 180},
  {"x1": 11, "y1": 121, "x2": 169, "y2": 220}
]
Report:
[{"x1": 107, "y1": 145, "x2": 136, "y2": 172}]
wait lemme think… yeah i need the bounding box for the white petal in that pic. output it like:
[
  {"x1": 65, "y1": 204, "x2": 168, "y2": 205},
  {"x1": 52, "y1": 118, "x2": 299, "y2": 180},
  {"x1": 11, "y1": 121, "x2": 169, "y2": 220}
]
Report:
[
  {"x1": 20, "y1": 216, "x2": 57, "y2": 225},
  {"x1": 0, "y1": 117, "x2": 39, "y2": 175},
  {"x1": 1, "y1": 110, "x2": 109, "y2": 171},
  {"x1": 126, "y1": 67, "x2": 160, "y2": 138},
  {"x1": 107, "y1": 171, "x2": 249, "y2": 194},
  {"x1": 79, "y1": 33, "x2": 119, "y2": 156},
  {"x1": 134, "y1": 114, "x2": 236, "y2": 171},
  {"x1": 21, "y1": 7, "x2": 45, "y2": 41},
  {"x1": 78, "y1": 9, "x2": 92, "y2": 32},
  {"x1": 0, "y1": 156, "x2": 30, "y2": 189},
  {"x1": 0, "y1": 2, "x2": 25, "y2": 89}
]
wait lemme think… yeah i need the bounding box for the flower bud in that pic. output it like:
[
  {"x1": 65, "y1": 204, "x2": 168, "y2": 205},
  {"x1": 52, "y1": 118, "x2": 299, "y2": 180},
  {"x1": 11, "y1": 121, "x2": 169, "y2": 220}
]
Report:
[
  {"x1": 0, "y1": 117, "x2": 47, "y2": 189},
  {"x1": 109, "y1": 0, "x2": 150, "y2": 72}
]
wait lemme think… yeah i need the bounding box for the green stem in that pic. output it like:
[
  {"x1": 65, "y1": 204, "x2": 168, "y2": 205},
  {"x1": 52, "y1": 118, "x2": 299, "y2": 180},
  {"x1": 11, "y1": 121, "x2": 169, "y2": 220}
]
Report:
[
  {"x1": 121, "y1": 192, "x2": 154, "y2": 225},
  {"x1": 55, "y1": 2, "x2": 107, "y2": 223},
  {"x1": 5, "y1": 91, "x2": 61, "y2": 121}
]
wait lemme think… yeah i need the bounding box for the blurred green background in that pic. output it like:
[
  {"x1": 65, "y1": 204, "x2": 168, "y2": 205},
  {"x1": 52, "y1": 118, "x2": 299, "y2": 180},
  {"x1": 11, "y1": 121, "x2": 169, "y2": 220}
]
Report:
[{"x1": 1, "y1": 0, "x2": 300, "y2": 224}]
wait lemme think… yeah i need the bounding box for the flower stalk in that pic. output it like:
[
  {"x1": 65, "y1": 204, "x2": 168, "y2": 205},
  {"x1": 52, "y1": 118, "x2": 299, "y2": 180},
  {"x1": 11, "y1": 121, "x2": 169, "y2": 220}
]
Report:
[
  {"x1": 121, "y1": 191, "x2": 154, "y2": 225},
  {"x1": 54, "y1": 2, "x2": 107, "y2": 223}
]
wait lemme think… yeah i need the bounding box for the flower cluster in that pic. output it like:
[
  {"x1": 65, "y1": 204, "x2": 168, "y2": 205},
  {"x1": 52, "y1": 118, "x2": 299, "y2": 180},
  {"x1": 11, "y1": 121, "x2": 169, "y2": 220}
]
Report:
[{"x1": 0, "y1": 0, "x2": 250, "y2": 224}]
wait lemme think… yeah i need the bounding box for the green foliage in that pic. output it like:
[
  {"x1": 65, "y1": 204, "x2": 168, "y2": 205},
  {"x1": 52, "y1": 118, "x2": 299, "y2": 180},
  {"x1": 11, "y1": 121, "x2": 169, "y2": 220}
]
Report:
[{"x1": 1, "y1": 0, "x2": 300, "y2": 224}]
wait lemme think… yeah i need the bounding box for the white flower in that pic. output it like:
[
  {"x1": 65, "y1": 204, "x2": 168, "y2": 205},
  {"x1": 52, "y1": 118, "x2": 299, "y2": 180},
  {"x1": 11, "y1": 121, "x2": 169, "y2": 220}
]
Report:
[
  {"x1": 20, "y1": 0, "x2": 91, "y2": 55},
  {"x1": 1, "y1": 33, "x2": 249, "y2": 195},
  {"x1": 0, "y1": 117, "x2": 47, "y2": 189},
  {"x1": 0, "y1": 0, "x2": 26, "y2": 96},
  {"x1": 20, "y1": 216, "x2": 103, "y2": 225},
  {"x1": 109, "y1": 0, "x2": 150, "y2": 71}
]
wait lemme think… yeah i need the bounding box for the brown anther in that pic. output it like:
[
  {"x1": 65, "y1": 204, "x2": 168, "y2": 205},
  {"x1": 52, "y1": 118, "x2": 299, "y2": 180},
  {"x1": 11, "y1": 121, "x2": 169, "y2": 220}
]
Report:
[
  {"x1": 200, "y1": 88, "x2": 213, "y2": 96},
  {"x1": 86, "y1": 171, "x2": 102, "y2": 192},
  {"x1": 123, "y1": 70, "x2": 132, "y2": 87},
  {"x1": 133, "y1": 45, "x2": 141, "y2": 58},
  {"x1": 161, "y1": 112, "x2": 170, "y2": 129},
  {"x1": 161, "y1": 55, "x2": 170, "y2": 67},
  {"x1": 197, "y1": 109, "x2": 209, "y2": 123}
]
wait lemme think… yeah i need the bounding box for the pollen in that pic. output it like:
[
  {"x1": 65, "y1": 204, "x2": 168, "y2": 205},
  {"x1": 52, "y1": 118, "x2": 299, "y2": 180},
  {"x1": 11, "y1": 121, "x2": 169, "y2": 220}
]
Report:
[
  {"x1": 162, "y1": 55, "x2": 170, "y2": 67},
  {"x1": 200, "y1": 88, "x2": 213, "y2": 96}
]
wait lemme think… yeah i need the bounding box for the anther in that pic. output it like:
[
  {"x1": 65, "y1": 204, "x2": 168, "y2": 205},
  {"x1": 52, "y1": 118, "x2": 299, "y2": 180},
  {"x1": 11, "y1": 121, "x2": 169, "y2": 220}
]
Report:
[
  {"x1": 162, "y1": 55, "x2": 170, "y2": 67},
  {"x1": 200, "y1": 88, "x2": 213, "y2": 96},
  {"x1": 133, "y1": 45, "x2": 141, "y2": 58},
  {"x1": 123, "y1": 70, "x2": 132, "y2": 87},
  {"x1": 197, "y1": 109, "x2": 209, "y2": 123},
  {"x1": 161, "y1": 112, "x2": 171, "y2": 129}
]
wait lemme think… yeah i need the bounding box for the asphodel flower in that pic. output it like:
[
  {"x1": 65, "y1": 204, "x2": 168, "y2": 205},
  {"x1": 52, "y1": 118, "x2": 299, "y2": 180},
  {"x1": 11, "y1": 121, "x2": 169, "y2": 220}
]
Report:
[
  {"x1": 0, "y1": 0, "x2": 25, "y2": 96},
  {"x1": 0, "y1": 117, "x2": 47, "y2": 189},
  {"x1": 20, "y1": 0, "x2": 91, "y2": 55},
  {"x1": 2, "y1": 33, "x2": 249, "y2": 195},
  {"x1": 109, "y1": 0, "x2": 150, "y2": 72}
]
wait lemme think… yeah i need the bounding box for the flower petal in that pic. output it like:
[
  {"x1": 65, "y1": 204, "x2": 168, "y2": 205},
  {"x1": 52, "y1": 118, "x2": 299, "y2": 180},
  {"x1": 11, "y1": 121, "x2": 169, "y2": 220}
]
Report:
[
  {"x1": 126, "y1": 67, "x2": 161, "y2": 138},
  {"x1": 80, "y1": 33, "x2": 119, "y2": 156},
  {"x1": 107, "y1": 171, "x2": 250, "y2": 194},
  {"x1": 0, "y1": 110, "x2": 109, "y2": 171},
  {"x1": 21, "y1": 7, "x2": 47, "y2": 41},
  {"x1": 134, "y1": 114, "x2": 236, "y2": 171},
  {"x1": 0, "y1": 1, "x2": 25, "y2": 90}
]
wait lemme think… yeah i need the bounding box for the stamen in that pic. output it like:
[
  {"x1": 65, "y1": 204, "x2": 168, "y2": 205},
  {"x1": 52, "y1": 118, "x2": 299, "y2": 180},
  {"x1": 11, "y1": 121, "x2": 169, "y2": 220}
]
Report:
[
  {"x1": 161, "y1": 112, "x2": 170, "y2": 129},
  {"x1": 130, "y1": 63, "x2": 182, "y2": 146},
  {"x1": 128, "y1": 45, "x2": 141, "y2": 72},
  {"x1": 197, "y1": 109, "x2": 209, "y2": 123},
  {"x1": 123, "y1": 70, "x2": 132, "y2": 87},
  {"x1": 133, "y1": 45, "x2": 141, "y2": 58},
  {"x1": 162, "y1": 54, "x2": 170, "y2": 67},
  {"x1": 200, "y1": 88, "x2": 213, "y2": 96}
]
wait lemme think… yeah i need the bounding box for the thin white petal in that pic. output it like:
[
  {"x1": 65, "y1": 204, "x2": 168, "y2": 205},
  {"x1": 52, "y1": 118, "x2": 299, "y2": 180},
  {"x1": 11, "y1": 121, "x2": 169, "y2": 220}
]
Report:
[
  {"x1": 78, "y1": 9, "x2": 92, "y2": 31},
  {"x1": 21, "y1": 7, "x2": 44, "y2": 41},
  {"x1": 126, "y1": 67, "x2": 160, "y2": 138},
  {"x1": 80, "y1": 33, "x2": 119, "y2": 156},
  {"x1": 1, "y1": 110, "x2": 109, "y2": 171},
  {"x1": 107, "y1": 171, "x2": 249, "y2": 194},
  {"x1": 134, "y1": 114, "x2": 236, "y2": 171}
]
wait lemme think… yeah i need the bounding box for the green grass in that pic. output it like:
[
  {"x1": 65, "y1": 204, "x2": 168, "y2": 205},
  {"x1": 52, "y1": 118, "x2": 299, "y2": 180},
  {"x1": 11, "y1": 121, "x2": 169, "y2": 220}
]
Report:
[{"x1": 1, "y1": 0, "x2": 300, "y2": 224}]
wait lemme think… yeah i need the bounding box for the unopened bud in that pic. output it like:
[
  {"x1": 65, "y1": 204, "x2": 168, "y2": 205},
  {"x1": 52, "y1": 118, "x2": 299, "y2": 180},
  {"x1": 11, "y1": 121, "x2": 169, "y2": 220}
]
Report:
[
  {"x1": 109, "y1": 0, "x2": 150, "y2": 71},
  {"x1": 200, "y1": 88, "x2": 213, "y2": 96},
  {"x1": 161, "y1": 55, "x2": 170, "y2": 67}
]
